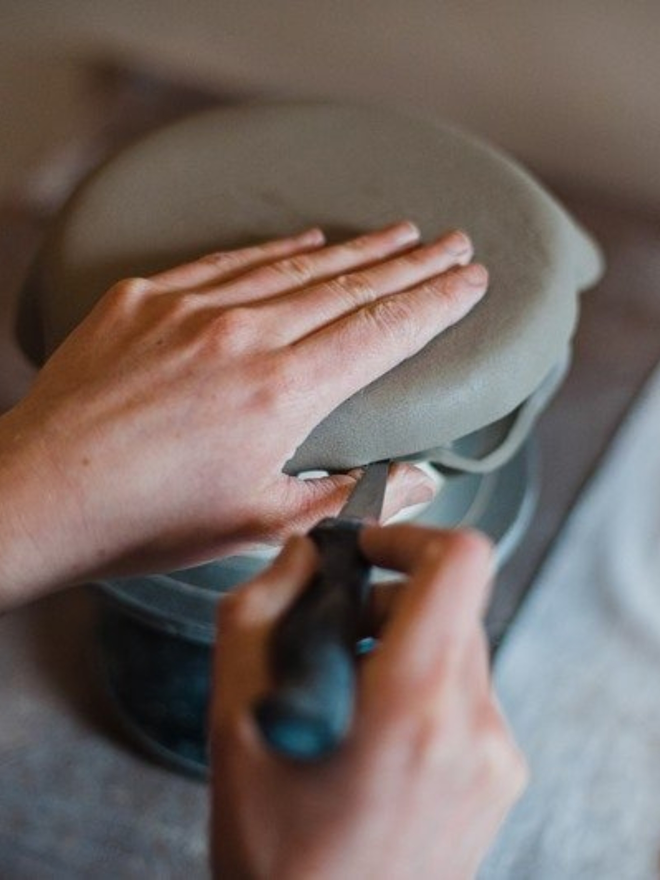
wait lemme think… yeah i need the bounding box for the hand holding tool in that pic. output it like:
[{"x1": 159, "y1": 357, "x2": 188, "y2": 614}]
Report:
[{"x1": 253, "y1": 462, "x2": 389, "y2": 760}]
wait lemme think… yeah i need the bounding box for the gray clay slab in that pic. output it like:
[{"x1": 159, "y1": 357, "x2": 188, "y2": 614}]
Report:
[{"x1": 34, "y1": 103, "x2": 603, "y2": 471}]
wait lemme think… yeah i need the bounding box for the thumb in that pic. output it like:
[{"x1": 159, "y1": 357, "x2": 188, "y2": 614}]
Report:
[{"x1": 276, "y1": 463, "x2": 439, "y2": 535}]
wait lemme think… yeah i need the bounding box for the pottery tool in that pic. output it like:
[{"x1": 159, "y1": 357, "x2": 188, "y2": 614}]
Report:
[{"x1": 254, "y1": 461, "x2": 390, "y2": 761}]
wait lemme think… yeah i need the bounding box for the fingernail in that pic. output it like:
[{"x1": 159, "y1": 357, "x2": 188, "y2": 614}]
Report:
[
  {"x1": 389, "y1": 220, "x2": 421, "y2": 244},
  {"x1": 403, "y1": 471, "x2": 438, "y2": 505},
  {"x1": 297, "y1": 227, "x2": 325, "y2": 245},
  {"x1": 444, "y1": 230, "x2": 473, "y2": 255},
  {"x1": 457, "y1": 263, "x2": 489, "y2": 288}
]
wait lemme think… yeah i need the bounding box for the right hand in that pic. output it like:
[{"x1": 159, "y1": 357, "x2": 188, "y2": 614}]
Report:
[{"x1": 212, "y1": 525, "x2": 527, "y2": 879}]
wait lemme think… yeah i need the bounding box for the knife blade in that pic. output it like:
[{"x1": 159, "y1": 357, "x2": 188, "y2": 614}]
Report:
[
  {"x1": 337, "y1": 460, "x2": 389, "y2": 519},
  {"x1": 253, "y1": 462, "x2": 390, "y2": 760}
]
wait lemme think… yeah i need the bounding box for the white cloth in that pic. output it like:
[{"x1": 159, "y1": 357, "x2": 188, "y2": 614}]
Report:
[{"x1": 480, "y1": 361, "x2": 660, "y2": 880}]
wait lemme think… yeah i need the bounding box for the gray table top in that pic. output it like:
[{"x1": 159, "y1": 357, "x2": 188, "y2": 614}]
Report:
[{"x1": 0, "y1": 184, "x2": 659, "y2": 879}]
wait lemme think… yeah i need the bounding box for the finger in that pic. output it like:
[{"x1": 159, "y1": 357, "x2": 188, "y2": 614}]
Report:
[
  {"x1": 364, "y1": 577, "x2": 491, "y2": 659},
  {"x1": 365, "y1": 579, "x2": 406, "y2": 636},
  {"x1": 214, "y1": 535, "x2": 318, "y2": 719},
  {"x1": 202, "y1": 221, "x2": 422, "y2": 307},
  {"x1": 360, "y1": 523, "x2": 475, "y2": 574},
  {"x1": 219, "y1": 535, "x2": 318, "y2": 633},
  {"x1": 263, "y1": 464, "x2": 438, "y2": 539},
  {"x1": 362, "y1": 527, "x2": 494, "y2": 684},
  {"x1": 149, "y1": 227, "x2": 326, "y2": 289},
  {"x1": 292, "y1": 263, "x2": 488, "y2": 424},
  {"x1": 261, "y1": 229, "x2": 474, "y2": 342}
]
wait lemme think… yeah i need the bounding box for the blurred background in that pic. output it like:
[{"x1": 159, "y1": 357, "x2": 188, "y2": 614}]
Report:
[
  {"x1": 1, "y1": 0, "x2": 659, "y2": 208},
  {"x1": 3, "y1": 0, "x2": 659, "y2": 411}
]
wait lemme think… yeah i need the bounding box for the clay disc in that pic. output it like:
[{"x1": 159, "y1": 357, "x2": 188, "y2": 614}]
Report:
[{"x1": 35, "y1": 102, "x2": 603, "y2": 471}]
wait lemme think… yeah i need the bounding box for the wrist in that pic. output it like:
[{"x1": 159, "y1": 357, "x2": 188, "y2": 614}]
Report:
[{"x1": 0, "y1": 405, "x2": 86, "y2": 608}]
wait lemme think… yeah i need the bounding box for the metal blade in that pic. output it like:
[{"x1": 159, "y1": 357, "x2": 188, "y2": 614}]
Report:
[{"x1": 339, "y1": 461, "x2": 390, "y2": 520}]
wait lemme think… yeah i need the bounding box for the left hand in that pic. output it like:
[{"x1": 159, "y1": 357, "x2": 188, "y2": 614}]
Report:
[{"x1": 0, "y1": 222, "x2": 487, "y2": 606}]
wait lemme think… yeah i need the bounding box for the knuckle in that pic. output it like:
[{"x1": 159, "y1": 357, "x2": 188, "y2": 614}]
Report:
[
  {"x1": 171, "y1": 291, "x2": 200, "y2": 313},
  {"x1": 201, "y1": 250, "x2": 236, "y2": 271},
  {"x1": 364, "y1": 297, "x2": 418, "y2": 345},
  {"x1": 344, "y1": 231, "x2": 374, "y2": 251},
  {"x1": 420, "y1": 276, "x2": 451, "y2": 301},
  {"x1": 445, "y1": 529, "x2": 494, "y2": 569},
  {"x1": 475, "y1": 722, "x2": 526, "y2": 793},
  {"x1": 160, "y1": 291, "x2": 203, "y2": 325},
  {"x1": 335, "y1": 272, "x2": 375, "y2": 305},
  {"x1": 275, "y1": 255, "x2": 314, "y2": 287},
  {"x1": 106, "y1": 276, "x2": 153, "y2": 305},
  {"x1": 207, "y1": 306, "x2": 255, "y2": 353},
  {"x1": 507, "y1": 746, "x2": 530, "y2": 794}
]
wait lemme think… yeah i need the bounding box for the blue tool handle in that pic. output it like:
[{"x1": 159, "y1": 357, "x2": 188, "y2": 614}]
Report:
[{"x1": 253, "y1": 518, "x2": 371, "y2": 760}]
